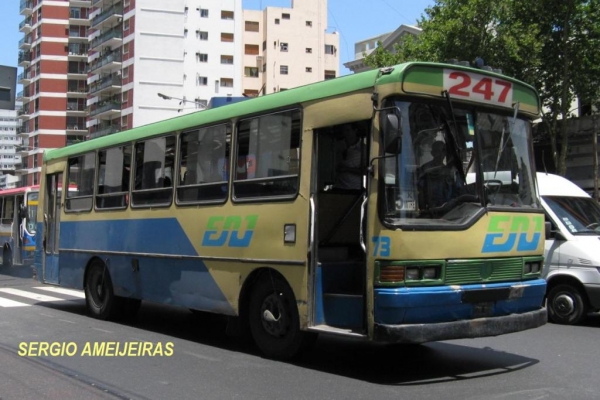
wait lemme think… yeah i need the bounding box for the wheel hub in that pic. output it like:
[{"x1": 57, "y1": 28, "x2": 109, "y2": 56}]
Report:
[
  {"x1": 261, "y1": 292, "x2": 289, "y2": 337},
  {"x1": 553, "y1": 294, "x2": 575, "y2": 317}
]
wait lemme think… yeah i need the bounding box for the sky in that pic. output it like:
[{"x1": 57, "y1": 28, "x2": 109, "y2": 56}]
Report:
[{"x1": 0, "y1": 0, "x2": 433, "y2": 76}]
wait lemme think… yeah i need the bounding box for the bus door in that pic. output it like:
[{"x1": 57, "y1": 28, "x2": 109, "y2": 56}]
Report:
[
  {"x1": 43, "y1": 173, "x2": 62, "y2": 284},
  {"x1": 311, "y1": 122, "x2": 368, "y2": 334},
  {"x1": 11, "y1": 194, "x2": 25, "y2": 266}
]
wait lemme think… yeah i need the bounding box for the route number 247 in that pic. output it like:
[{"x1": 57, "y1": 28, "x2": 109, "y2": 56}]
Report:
[{"x1": 444, "y1": 70, "x2": 513, "y2": 106}]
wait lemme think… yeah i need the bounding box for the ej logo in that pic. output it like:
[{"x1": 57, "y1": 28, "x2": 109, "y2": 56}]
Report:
[
  {"x1": 482, "y1": 215, "x2": 542, "y2": 253},
  {"x1": 202, "y1": 215, "x2": 258, "y2": 247}
]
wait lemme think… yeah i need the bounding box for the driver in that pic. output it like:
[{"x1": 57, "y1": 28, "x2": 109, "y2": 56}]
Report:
[{"x1": 417, "y1": 140, "x2": 460, "y2": 211}]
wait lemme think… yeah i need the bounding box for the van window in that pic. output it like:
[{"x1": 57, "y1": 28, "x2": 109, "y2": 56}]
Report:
[{"x1": 543, "y1": 195, "x2": 600, "y2": 234}]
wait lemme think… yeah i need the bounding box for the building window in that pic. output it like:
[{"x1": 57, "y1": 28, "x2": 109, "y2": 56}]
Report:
[
  {"x1": 200, "y1": 9, "x2": 209, "y2": 18},
  {"x1": 280, "y1": 65, "x2": 288, "y2": 75},
  {"x1": 197, "y1": 31, "x2": 208, "y2": 40},
  {"x1": 245, "y1": 21, "x2": 259, "y2": 32},
  {"x1": 305, "y1": 48, "x2": 312, "y2": 54},
  {"x1": 121, "y1": 115, "x2": 128, "y2": 127},
  {"x1": 220, "y1": 78, "x2": 233, "y2": 88},
  {"x1": 122, "y1": 91, "x2": 128, "y2": 102},
  {"x1": 122, "y1": 66, "x2": 129, "y2": 78},
  {"x1": 197, "y1": 53, "x2": 208, "y2": 62},
  {"x1": 245, "y1": 67, "x2": 259, "y2": 77},
  {"x1": 221, "y1": 33, "x2": 234, "y2": 42},
  {"x1": 280, "y1": 42, "x2": 288, "y2": 52},
  {"x1": 221, "y1": 10, "x2": 234, "y2": 20},
  {"x1": 282, "y1": 13, "x2": 290, "y2": 20},
  {"x1": 306, "y1": 21, "x2": 312, "y2": 27},
  {"x1": 245, "y1": 44, "x2": 259, "y2": 55},
  {"x1": 123, "y1": 43, "x2": 129, "y2": 54},
  {"x1": 324, "y1": 70, "x2": 336, "y2": 80},
  {"x1": 197, "y1": 76, "x2": 208, "y2": 86},
  {"x1": 325, "y1": 45, "x2": 336, "y2": 55},
  {"x1": 275, "y1": 18, "x2": 280, "y2": 24},
  {"x1": 306, "y1": 67, "x2": 312, "y2": 73},
  {"x1": 124, "y1": 19, "x2": 130, "y2": 30},
  {"x1": 221, "y1": 55, "x2": 234, "y2": 64}
]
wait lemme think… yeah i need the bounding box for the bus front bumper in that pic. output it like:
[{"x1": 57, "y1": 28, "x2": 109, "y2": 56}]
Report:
[{"x1": 373, "y1": 307, "x2": 547, "y2": 344}]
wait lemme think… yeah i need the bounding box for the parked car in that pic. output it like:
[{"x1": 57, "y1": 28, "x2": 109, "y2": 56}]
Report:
[{"x1": 538, "y1": 172, "x2": 600, "y2": 324}]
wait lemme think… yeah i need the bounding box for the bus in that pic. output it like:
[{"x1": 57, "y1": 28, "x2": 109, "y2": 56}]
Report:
[
  {"x1": 0, "y1": 185, "x2": 39, "y2": 268},
  {"x1": 34, "y1": 62, "x2": 547, "y2": 359}
]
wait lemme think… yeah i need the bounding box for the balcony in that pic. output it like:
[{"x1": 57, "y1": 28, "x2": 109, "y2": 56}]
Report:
[
  {"x1": 69, "y1": 9, "x2": 90, "y2": 26},
  {"x1": 68, "y1": 29, "x2": 89, "y2": 43},
  {"x1": 19, "y1": 35, "x2": 32, "y2": 50},
  {"x1": 89, "y1": 100, "x2": 121, "y2": 119},
  {"x1": 67, "y1": 66, "x2": 88, "y2": 79},
  {"x1": 89, "y1": 75, "x2": 122, "y2": 96},
  {"x1": 19, "y1": 0, "x2": 33, "y2": 16},
  {"x1": 66, "y1": 102, "x2": 87, "y2": 116},
  {"x1": 18, "y1": 52, "x2": 31, "y2": 67},
  {"x1": 16, "y1": 89, "x2": 31, "y2": 102},
  {"x1": 67, "y1": 83, "x2": 88, "y2": 98},
  {"x1": 92, "y1": 0, "x2": 105, "y2": 7},
  {"x1": 91, "y1": 5, "x2": 123, "y2": 29},
  {"x1": 88, "y1": 51, "x2": 122, "y2": 74},
  {"x1": 88, "y1": 125, "x2": 119, "y2": 139},
  {"x1": 66, "y1": 124, "x2": 87, "y2": 134},
  {"x1": 90, "y1": 29, "x2": 123, "y2": 51},
  {"x1": 70, "y1": 0, "x2": 92, "y2": 7},
  {"x1": 19, "y1": 18, "x2": 32, "y2": 33},
  {"x1": 17, "y1": 107, "x2": 31, "y2": 120},
  {"x1": 68, "y1": 44, "x2": 89, "y2": 61},
  {"x1": 18, "y1": 70, "x2": 32, "y2": 84}
]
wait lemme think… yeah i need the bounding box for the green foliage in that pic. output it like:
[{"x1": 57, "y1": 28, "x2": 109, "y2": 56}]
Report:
[{"x1": 363, "y1": 0, "x2": 600, "y2": 175}]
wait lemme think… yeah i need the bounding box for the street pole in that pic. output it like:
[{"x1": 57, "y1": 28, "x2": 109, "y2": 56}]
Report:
[{"x1": 594, "y1": 113, "x2": 599, "y2": 201}]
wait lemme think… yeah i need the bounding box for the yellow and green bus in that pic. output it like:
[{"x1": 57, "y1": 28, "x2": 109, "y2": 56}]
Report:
[{"x1": 35, "y1": 62, "x2": 547, "y2": 359}]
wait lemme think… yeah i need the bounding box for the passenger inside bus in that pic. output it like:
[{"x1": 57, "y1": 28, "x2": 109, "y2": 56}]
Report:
[{"x1": 334, "y1": 122, "x2": 365, "y2": 190}]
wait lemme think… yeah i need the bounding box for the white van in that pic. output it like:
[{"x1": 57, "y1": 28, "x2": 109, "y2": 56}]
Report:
[{"x1": 538, "y1": 172, "x2": 600, "y2": 324}]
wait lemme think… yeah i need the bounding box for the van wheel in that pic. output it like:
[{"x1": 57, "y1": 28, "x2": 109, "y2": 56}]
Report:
[
  {"x1": 547, "y1": 284, "x2": 588, "y2": 325},
  {"x1": 85, "y1": 261, "x2": 117, "y2": 320},
  {"x1": 249, "y1": 275, "x2": 316, "y2": 360}
]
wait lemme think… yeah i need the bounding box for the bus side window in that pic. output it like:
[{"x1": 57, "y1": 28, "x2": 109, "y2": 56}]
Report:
[{"x1": 132, "y1": 135, "x2": 175, "y2": 207}]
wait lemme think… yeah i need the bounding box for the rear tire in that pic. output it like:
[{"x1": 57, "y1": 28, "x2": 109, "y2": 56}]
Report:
[
  {"x1": 249, "y1": 274, "x2": 316, "y2": 360},
  {"x1": 85, "y1": 261, "x2": 118, "y2": 320},
  {"x1": 547, "y1": 284, "x2": 588, "y2": 325}
]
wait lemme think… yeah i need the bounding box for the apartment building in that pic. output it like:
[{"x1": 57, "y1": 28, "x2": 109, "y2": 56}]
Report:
[
  {"x1": 242, "y1": 0, "x2": 339, "y2": 96},
  {"x1": 16, "y1": 0, "x2": 336, "y2": 185}
]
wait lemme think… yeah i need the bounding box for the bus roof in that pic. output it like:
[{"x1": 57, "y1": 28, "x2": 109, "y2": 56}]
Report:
[{"x1": 44, "y1": 62, "x2": 540, "y2": 162}]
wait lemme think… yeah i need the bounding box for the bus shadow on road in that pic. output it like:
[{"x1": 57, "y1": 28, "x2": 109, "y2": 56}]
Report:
[{"x1": 298, "y1": 336, "x2": 539, "y2": 385}]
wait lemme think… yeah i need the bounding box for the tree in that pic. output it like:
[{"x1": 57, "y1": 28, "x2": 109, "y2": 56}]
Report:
[{"x1": 364, "y1": 0, "x2": 600, "y2": 176}]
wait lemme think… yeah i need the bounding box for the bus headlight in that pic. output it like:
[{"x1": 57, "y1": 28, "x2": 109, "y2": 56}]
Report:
[
  {"x1": 423, "y1": 266, "x2": 439, "y2": 280},
  {"x1": 405, "y1": 267, "x2": 420, "y2": 281}
]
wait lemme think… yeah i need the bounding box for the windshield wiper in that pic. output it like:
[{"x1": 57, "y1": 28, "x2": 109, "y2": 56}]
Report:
[
  {"x1": 441, "y1": 90, "x2": 466, "y2": 185},
  {"x1": 493, "y1": 102, "x2": 520, "y2": 179}
]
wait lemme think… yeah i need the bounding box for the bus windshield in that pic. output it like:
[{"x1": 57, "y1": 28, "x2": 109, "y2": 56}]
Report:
[
  {"x1": 26, "y1": 192, "x2": 38, "y2": 234},
  {"x1": 381, "y1": 99, "x2": 539, "y2": 227}
]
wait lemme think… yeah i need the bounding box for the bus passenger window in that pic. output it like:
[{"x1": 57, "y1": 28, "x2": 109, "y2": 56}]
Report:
[
  {"x1": 177, "y1": 124, "x2": 230, "y2": 204},
  {"x1": 65, "y1": 152, "x2": 95, "y2": 212},
  {"x1": 96, "y1": 146, "x2": 131, "y2": 210},
  {"x1": 233, "y1": 109, "x2": 301, "y2": 200},
  {"x1": 131, "y1": 135, "x2": 175, "y2": 207}
]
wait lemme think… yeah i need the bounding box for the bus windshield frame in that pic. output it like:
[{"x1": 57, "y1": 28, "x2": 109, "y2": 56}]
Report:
[{"x1": 379, "y1": 98, "x2": 540, "y2": 228}]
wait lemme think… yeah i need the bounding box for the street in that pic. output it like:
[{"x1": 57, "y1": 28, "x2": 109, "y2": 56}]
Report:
[{"x1": 1, "y1": 265, "x2": 599, "y2": 400}]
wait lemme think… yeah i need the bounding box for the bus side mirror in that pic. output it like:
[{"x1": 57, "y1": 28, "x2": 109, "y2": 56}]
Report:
[{"x1": 382, "y1": 111, "x2": 402, "y2": 154}]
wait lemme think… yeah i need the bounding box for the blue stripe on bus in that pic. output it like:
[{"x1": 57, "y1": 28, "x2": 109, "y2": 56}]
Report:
[
  {"x1": 53, "y1": 218, "x2": 235, "y2": 315},
  {"x1": 374, "y1": 279, "x2": 546, "y2": 325}
]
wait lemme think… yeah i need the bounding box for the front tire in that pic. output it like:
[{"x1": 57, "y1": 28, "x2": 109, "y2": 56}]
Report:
[
  {"x1": 85, "y1": 261, "x2": 118, "y2": 320},
  {"x1": 249, "y1": 274, "x2": 316, "y2": 360},
  {"x1": 547, "y1": 284, "x2": 588, "y2": 325}
]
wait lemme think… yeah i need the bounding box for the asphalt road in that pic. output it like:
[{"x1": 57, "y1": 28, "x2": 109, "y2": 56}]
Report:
[{"x1": 1, "y1": 265, "x2": 599, "y2": 400}]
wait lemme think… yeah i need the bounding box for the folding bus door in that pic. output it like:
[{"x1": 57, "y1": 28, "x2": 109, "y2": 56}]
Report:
[{"x1": 43, "y1": 173, "x2": 62, "y2": 284}]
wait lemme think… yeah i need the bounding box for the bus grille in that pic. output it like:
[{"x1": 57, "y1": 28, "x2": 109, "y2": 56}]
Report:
[{"x1": 445, "y1": 258, "x2": 523, "y2": 285}]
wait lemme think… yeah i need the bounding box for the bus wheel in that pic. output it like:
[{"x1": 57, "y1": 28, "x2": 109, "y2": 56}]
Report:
[
  {"x1": 2, "y1": 247, "x2": 12, "y2": 268},
  {"x1": 249, "y1": 275, "x2": 314, "y2": 360},
  {"x1": 85, "y1": 261, "x2": 117, "y2": 320},
  {"x1": 547, "y1": 284, "x2": 588, "y2": 325}
]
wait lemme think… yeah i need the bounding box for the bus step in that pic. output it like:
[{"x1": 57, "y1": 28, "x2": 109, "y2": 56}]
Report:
[
  {"x1": 309, "y1": 324, "x2": 366, "y2": 338},
  {"x1": 322, "y1": 293, "x2": 364, "y2": 329}
]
